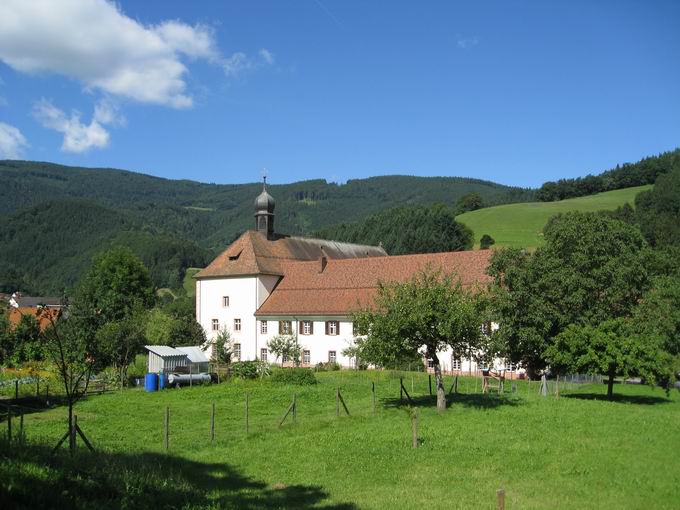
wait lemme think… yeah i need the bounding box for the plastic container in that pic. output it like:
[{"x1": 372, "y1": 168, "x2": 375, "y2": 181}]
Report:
[
  {"x1": 158, "y1": 373, "x2": 167, "y2": 390},
  {"x1": 144, "y1": 372, "x2": 158, "y2": 392}
]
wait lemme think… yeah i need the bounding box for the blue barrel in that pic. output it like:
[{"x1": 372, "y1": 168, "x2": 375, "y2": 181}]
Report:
[
  {"x1": 144, "y1": 372, "x2": 158, "y2": 392},
  {"x1": 158, "y1": 373, "x2": 167, "y2": 390}
]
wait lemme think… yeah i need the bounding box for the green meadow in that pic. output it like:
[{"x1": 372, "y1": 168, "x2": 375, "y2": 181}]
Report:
[
  {"x1": 2, "y1": 370, "x2": 679, "y2": 509},
  {"x1": 458, "y1": 185, "x2": 652, "y2": 249}
]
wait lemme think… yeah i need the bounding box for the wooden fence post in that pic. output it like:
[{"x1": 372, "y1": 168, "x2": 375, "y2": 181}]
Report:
[
  {"x1": 293, "y1": 393, "x2": 297, "y2": 424},
  {"x1": 336, "y1": 387, "x2": 340, "y2": 417},
  {"x1": 454, "y1": 375, "x2": 458, "y2": 394},
  {"x1": 411, "y1": 410, "x2": 418, "y2": 449},
  {"x1": 555, "y1": 375, "x2": 560, "y2": 399},
  {"x1": 15, "y1": 380, "x2": 18, "y2": 401},
  {"x1": 372, "y1": 382, "x2": 376, "y2": 414},
  {"x1": 428, "y1": 374, "x2": 432, "y2": 396},
  {"x1": 245, "y1": 393, "x2": 249, "y2": 435},
  {"x1": 6, "y1": 405, "x2": 11, "y2": 443},
  {"x1": 400, "y1": 377, "x2": 403, "y2": 403},
  {"x1": 211, "y1": 402, "x2": 215, "y2": 442},
  {"x1": 36, "y1": 378, "x2": 40, "y2": 399},
  {"x1": 19, "y1": 411, "x2": 24, "y2": 444},
  {"x1": 497, "y1": 488, "x2": 505, "y2": 510},
  {"x1": 164, "y1": 406, "x2": 169, "y2": 452}
]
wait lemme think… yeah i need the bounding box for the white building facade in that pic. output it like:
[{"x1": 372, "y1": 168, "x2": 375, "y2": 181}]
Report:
[{"x1": 195, "y1": 182, "x2": 522, "y2": 377}]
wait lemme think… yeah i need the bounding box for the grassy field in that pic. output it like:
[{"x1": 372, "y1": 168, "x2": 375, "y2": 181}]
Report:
[
  {"x1": 183, "y1": 267, "x2": 202, "y2": 297},
  {"x1": 458, "y1": 185, "x2": 652, "y2": 249},
  {"x1": 2, "y1": 370, "x2": 679, "y2": 509}
]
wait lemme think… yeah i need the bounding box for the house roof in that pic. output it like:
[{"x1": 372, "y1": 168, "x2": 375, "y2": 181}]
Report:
[
  {"x1": 8, "y1": 307, "x2": 60, "y2": 331},
  {"x1": 255, "y1": 249, "x2": 493, "y2": 316},
  {"x1": 145, "y1": 345, "x2": 188, "y2": 358},
  {"x1": 11, "y1": 294, "x2": 63, "y2": 308},
  {"x1": 194, "y1": 230, "x2": 387, "y2": 279},
  {"x1": 176, "y1": 346, "x2": 210, "y2": 364}
]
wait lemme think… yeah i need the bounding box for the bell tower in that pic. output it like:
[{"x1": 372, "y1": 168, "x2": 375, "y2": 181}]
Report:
[{"x1": 254, "y1": 176, "x2": 275, "y2": 239}]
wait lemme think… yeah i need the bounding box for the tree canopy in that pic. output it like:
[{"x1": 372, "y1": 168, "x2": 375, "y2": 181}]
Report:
[
  {"x1": 489, "y1": 212, "x2": 652, "y2": 375},
  {"x1": 354, "y1": 270, "x2": 487, "y2": 411}
]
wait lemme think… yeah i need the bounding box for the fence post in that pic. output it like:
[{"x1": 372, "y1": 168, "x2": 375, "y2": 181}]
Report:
[
  {"x1": 19, "y1": 410, "x2": 24, "y2": 444},
  {"x1": 36, "y1": 378, "x2": 40, "y2": 399},
  {"x1": 6, "y1": 405, "x2": 11, "y2": 443},
  {"x1": 245, "y1": 393, "x2": 249, "y2": 435},
  {"x1": 411, "y1": 409, "x2": 418, "y2": 449},
  {"x1": 428, "y1": 374, "x2": 432, "y2": 396},
  {"x1": 497, "y1": 488, "x2": 505, "y2": 510},
  {"x1": 336, "y1": 387, "x2": 340, "y2": 417},
  {"x1": 555, "y1": 375, "x2": 560, "y2": 399},
  {"x1": 211, "y1": 402, "x2": 215, "y2": 442},
  {"x1": 15, "y1": 380, "x2": 18, "y2": 401},
  {"x1": 400, "y1": 377, "x2": 403, "y2": 403},
  {"x1": 164, "y1": 406, "x2": 169, "y2": 452},
  {"x1": 372, "y1": 382, "x2": 376, "y2": 414},
  {"x1": 293, "y1": 393, "x2": 297, "y2": 424},
  {"x1": 46, "y1": 384, "x2": 50, "y2": 406}
]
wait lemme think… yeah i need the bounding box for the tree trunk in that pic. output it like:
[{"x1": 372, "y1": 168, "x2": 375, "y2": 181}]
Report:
[
  {"x1": 607, "y1": 366, "x2": 615, "y2": 400},
  {"x1": 68, "y1": 401, "x2": 74, "y2": 453},
  {"x1": 432, "y1": 355, "x2": 446, "y2": 412}
]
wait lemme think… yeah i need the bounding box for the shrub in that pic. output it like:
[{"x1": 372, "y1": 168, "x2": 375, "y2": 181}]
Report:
[
  {"x1": 127, "y1": 354, "x2": 148, "y2": 378},
  {"x1": 270, "y1": 368, "x2": 317, "y2": 385},
  {"x1": 314, "y1": 362, "x2": 341, "y2": 372},
  {"x1": 480, "y1": 234, "x2": 496, "y2": 250},
  {"x1": 231, "y1": 361, "x2": 264, "y2": 379}
]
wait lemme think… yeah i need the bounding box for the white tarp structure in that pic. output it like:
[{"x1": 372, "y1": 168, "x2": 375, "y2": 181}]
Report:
[
  {"x1": 176, "y1": 346, "x2": 210, "y2": 373},
  {"x1": 145, "y1": 345, "x2": 210, "y2": 374}
]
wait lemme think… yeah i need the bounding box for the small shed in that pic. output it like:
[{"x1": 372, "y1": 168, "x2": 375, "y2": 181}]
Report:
[
  {"x1": 176, "y1": 346, "x2": 210, "y2": 373},
  {"x1": 145, "y1": 345, "x2": 188, "y2": 374}
]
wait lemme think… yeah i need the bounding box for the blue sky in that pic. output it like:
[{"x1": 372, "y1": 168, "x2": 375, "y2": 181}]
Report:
[{"x1": 0, "y1": 0, "x2": 678, "y2": 188}]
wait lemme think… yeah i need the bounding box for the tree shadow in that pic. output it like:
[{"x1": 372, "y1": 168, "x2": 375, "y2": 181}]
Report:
[
  {"x1": 0, "y1": 441, "x2": 358, "y2": 509},
  {"x1": 382, "y1": 392, "x2": 523, "y2": 410},
  {"x1": 563, "y1": 393, "x2": 672, "y2": 405}
]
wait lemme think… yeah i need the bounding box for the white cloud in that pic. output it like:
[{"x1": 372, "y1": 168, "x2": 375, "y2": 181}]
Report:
[
  {"x1": 457, "y1": 36, "x2": 479, "y2": 49},
  {"x1": 221, "y1": 49, "x2": 275, "y2": 77},
  {"x1": 0, "y1": 122, "x2": 29, "y2": 159},
  {"x1": 0, "y1": 0, "x2": 272, "y2": 109},
  {"x1": 33, "y1": 98, "x2": 119, "y2": 153},
  {"x1": 259, "y1": 49, "x2": 275, "y2": 65}
]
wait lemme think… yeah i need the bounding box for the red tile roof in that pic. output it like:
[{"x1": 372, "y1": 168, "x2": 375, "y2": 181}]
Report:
[
  {"x1": 8, "y1": 307, "x2": 60, "y2": 331},
  {"x1": 194, "y1": 230, "x2": 387, "y2": 279},
  {"x1": 255, "y1": 249, "x2": 493, "y2": 316}
]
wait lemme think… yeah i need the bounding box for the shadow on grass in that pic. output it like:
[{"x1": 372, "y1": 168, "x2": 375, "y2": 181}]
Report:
[
  {"x1": 382, "y1": 392, "x2": 523, "y2": 410},
  {"x1": 0, "y1": 441, "x2": 357, "y2": 510},
  {"x1": 563, "y1": 393, "x2": 671, "y2": 405}
]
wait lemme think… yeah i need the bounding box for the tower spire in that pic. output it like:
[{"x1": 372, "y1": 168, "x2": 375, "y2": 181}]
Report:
[{"x1": 254, "y1": 169, "x2": 275, "y2": 239}]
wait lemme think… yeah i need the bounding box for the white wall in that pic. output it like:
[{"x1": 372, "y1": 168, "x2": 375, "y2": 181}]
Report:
[
  {"x1": 257, "y1": 318, "x2": 357, "y2": 366},
  {"x1": 197, "y1": 275, "x2": 274, "y2": 361}
]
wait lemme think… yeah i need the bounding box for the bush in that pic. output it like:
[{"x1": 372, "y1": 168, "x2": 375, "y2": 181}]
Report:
[
  {"x1": 314, "y1": 362, "x2": 341, "y2": 372},
  {"x1": 231, "y1": 361, "x2": 261, "y2": 379},
  {"x1": 127, "y1": 354, "x2": 148, "y2": 378},
  {"x1": 270, "y1": 368, "x2": 317, "y2": 385}
]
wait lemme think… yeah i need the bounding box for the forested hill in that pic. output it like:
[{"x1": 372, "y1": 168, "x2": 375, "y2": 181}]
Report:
[{"x1": 0, "y1": 160, "x2": 531, "y2": 294}]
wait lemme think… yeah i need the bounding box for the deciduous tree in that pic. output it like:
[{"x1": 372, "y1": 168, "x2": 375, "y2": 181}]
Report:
[{"x1": 354, "y1": 269, "x2": 486, "y2": 412}]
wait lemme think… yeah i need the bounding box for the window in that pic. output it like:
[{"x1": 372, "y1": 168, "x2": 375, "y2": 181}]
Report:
[
  {"x1": 260, "y1": 348, "x2": 268, "y2": 362},
  {"x1": 211, "y1": 319, "x2": 219, "y2": 331},
  {"x1": 279, "y1": 320, "x2": 292, "y2": 335},
  {"x1": 260, "y1": 320, "x2": 268, "y2": 334},
  {"x1": 326, "y1": 321, "x2": 339, "y2": 336},
  {"x1": 222, "y1": 296, "x2": 229, "y2": 307},
  {"x1": 452, "y1": 358, "x2": 462, "y2": 371},
  {"x1": 427, "y1": 359, "x2": 434, "y2": 369},
  {"x1": 504, "y1": 361, "x2": 515, "y2": 371},
  {"x1": 234, "y1": 343, "x2": 241, "y2": 361},
  {"x1": 300, "y1": 320, "x2": 313, "y2": 335},
  {"x1": 328, "y1": 351, "x2": 337, "y2": 363},
  {"x1": 234, "y1": 318, "x2": 241, "y2": 332},
  {"x1": 303, "y1": 350, "x2": 310, "y2": 364}
]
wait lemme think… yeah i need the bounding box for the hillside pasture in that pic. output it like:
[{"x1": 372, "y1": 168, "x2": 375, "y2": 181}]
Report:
[
  {"x1": 2, "y1": 370, "x2": 679, "y2": 509},
  {"x1": 457, "y1": 185, "x2": 651, "y2": 249}
]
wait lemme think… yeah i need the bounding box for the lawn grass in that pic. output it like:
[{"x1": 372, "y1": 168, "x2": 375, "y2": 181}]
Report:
[
  {"x1": 2, "y1": 370, "x2": 679, "y2": 509},
  {"x1": 457, "y1": 185, "x2": 652, "y2": 249}
]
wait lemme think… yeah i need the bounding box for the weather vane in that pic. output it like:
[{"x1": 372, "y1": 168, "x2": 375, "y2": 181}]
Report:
[{"x1": 261, "y1": 167, "x2": 268, "y2": 188}]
